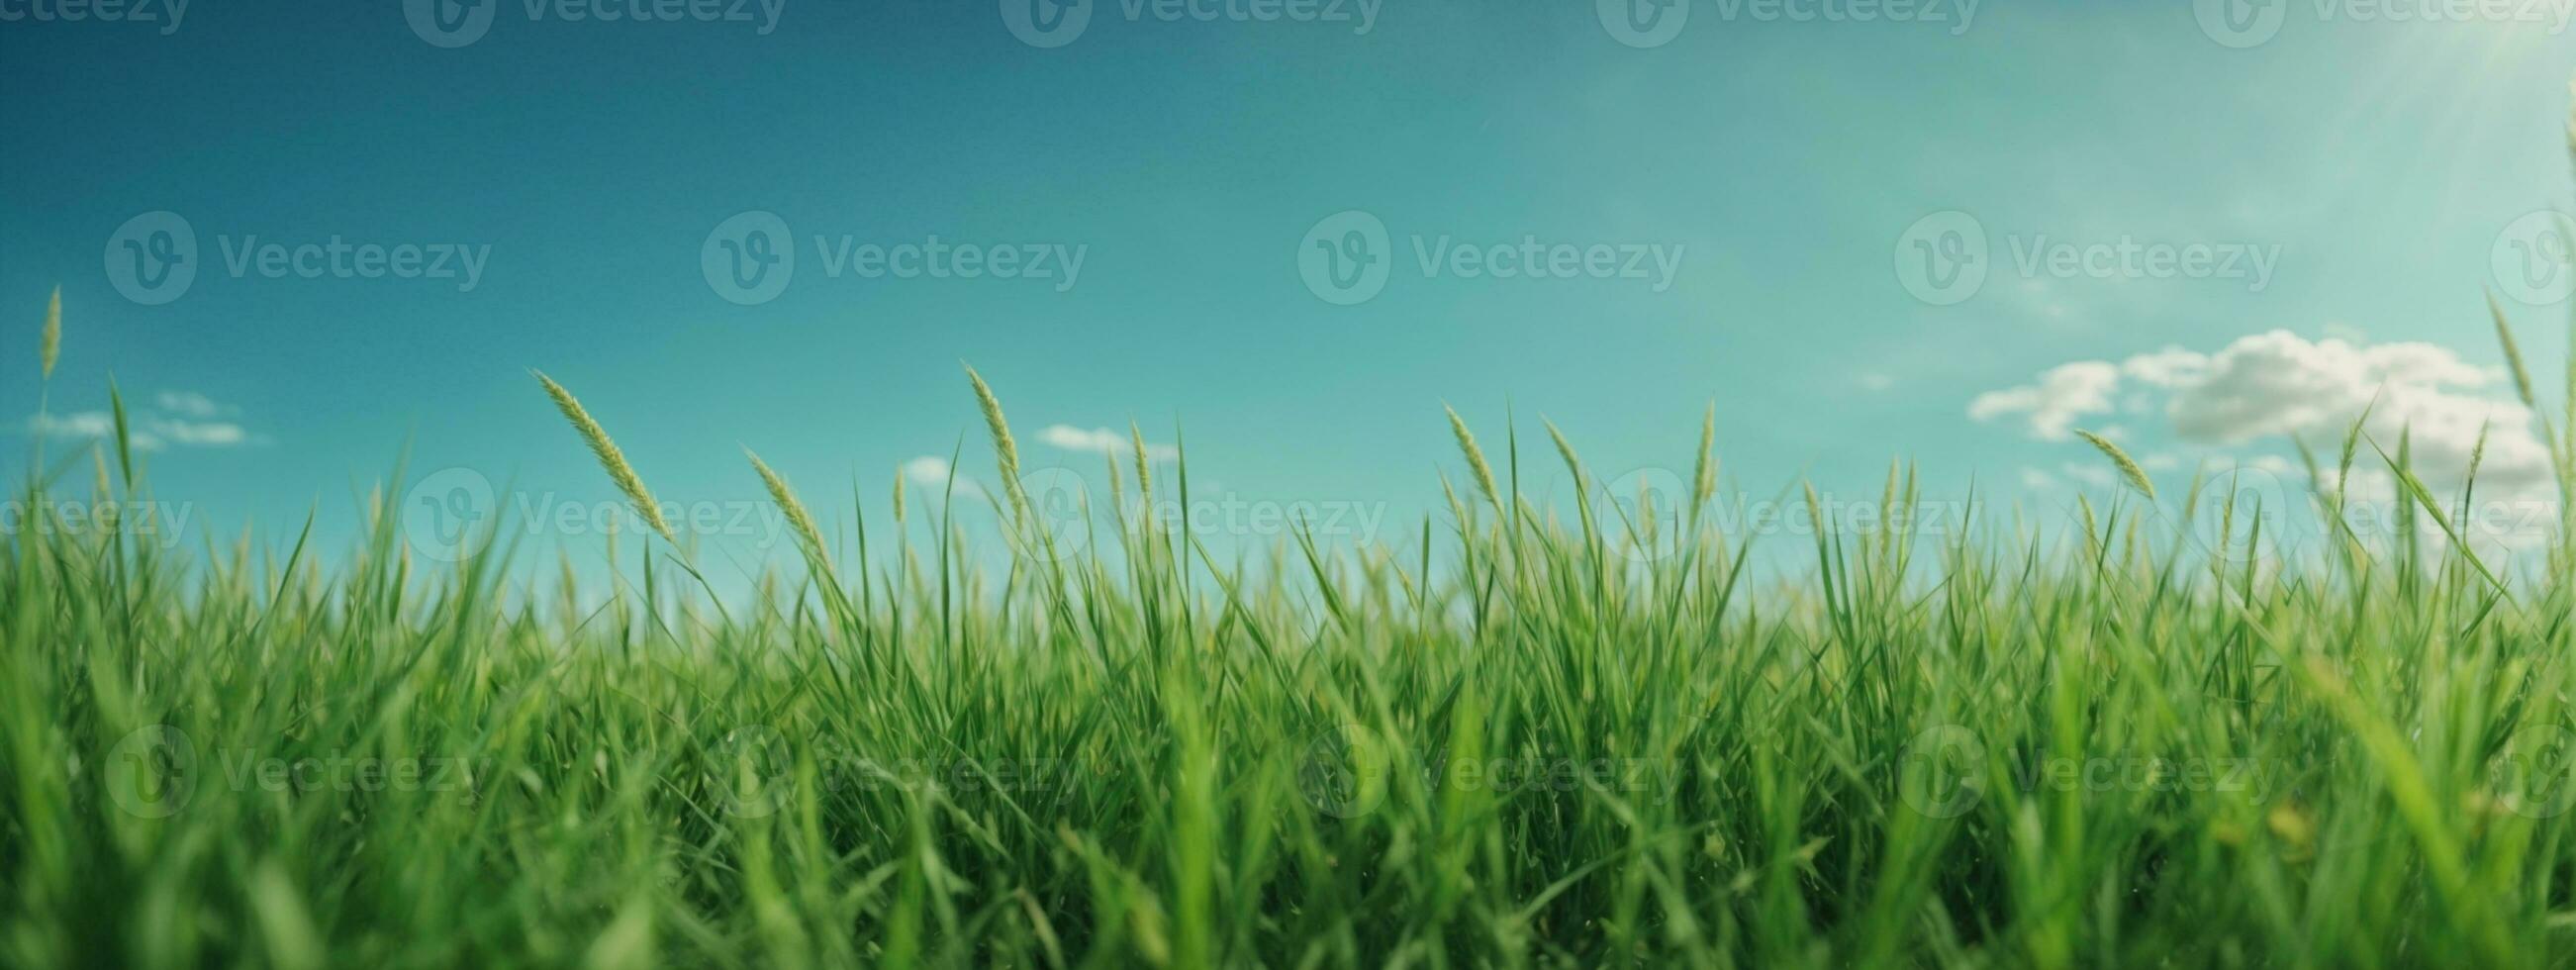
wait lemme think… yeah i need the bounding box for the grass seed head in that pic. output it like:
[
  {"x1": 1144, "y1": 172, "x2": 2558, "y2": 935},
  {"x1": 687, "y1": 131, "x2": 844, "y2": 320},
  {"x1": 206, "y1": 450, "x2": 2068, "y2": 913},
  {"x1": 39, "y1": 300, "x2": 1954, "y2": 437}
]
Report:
[
  {"x1": 965, "y1": 364, "x2": 1028, "y2": 517},
  {"x1": 2074, "y1": 429, "x2": 2156, "y2": 502},
  {"x1": 532, "y1": 370, "x2": 676, "y2": 542},
  {"x1": 1444, "y1": 404, "x2": 1499, "y2": 508},
  {"x1": 746, "y1": 447, "x2": 830, "y2": 572},
  {"x1": 40, "y1": 285, "x2": 59, "y2": 380}
]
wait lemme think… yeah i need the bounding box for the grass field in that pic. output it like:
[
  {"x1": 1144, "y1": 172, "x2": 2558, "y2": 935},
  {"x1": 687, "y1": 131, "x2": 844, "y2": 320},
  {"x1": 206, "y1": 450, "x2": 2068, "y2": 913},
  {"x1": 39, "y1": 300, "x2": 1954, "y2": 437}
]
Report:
[{"x1": 13, "y1": 312, "x2": 2576, "y2": 969}]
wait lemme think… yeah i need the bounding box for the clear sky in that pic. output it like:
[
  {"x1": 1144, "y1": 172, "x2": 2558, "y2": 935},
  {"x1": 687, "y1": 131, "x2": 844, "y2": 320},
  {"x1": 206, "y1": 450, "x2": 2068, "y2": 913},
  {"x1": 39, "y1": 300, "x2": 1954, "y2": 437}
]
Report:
[{"x1": 5, "y1": 0, "x2": 2576, "y2": 581}]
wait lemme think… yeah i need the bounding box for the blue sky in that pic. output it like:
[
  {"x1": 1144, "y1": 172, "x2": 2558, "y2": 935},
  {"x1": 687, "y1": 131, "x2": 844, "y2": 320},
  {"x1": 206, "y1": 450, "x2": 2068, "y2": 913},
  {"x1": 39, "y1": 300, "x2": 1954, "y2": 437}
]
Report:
[{"x1": 5, "y1": 0, "x2": 2576, "y2": 579}]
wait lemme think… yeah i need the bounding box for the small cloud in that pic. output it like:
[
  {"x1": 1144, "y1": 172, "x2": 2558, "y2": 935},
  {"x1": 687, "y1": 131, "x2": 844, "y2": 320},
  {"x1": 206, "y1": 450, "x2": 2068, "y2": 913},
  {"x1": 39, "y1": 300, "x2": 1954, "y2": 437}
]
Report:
[
  {"x1": 902, "y1": 456, "x2": 987, "y2": 499},
  {"x1": 2059, "y1": 462, "x2": 2116, "y2": 488},
  {"x1": 2020, "y1": 466, "x2": 2058, "y2": 490},
  {"x1": 151, "y1": 419, "x2": 245, "y2": 446},
  {"x1": 1968, "y1": 360, "x2": 2119, "y2": 440},
  {"x1": 155, "y1": 390, "x2": 227, "y2": 419},
  {"x1": 31, "y1": 412, "x2": 163, "y2": 450},
  {"x1": 1857, "y1": 371, "x2": 1894, "y2": 392},
  {"x1": 1036, "y1": 424, "x2": 1178, "y2": 461},
  {"x1": 26, "y1": 391, "x2": 257, "y2": 452}
]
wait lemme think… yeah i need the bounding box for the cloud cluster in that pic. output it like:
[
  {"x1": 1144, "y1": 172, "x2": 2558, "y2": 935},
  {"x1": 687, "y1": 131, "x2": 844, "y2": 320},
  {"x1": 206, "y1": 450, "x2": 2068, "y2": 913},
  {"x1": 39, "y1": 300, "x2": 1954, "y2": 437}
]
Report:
[
  {"x1": 1973, "y1": 331, "x2": 2547, "y2": 494},
  {"x1": 28, "y1": 389, "x2": 253, "y2": 452},
  {"x1": 903, "y1": 423, "x2": 1178, "y2": 503},
  {"x1": 1035, "y1": 425, "x2": 1178, "y2": 461}
]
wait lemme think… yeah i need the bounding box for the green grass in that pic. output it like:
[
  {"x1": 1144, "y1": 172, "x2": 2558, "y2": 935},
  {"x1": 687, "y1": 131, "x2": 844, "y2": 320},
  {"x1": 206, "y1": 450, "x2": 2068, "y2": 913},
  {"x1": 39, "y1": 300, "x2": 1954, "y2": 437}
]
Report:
[
  {"x1": 12, "y1": 365, "x2": 2576, "y2": 970},
  {"x1": 16, "y1": 205, "x2": 2576, "y2": 964}
]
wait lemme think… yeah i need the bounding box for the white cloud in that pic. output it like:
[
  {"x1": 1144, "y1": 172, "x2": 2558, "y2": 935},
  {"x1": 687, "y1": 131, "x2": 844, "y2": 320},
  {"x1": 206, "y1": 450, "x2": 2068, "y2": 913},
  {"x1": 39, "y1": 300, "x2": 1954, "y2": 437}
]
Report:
[
  {"x1": 901, "y1": 456, "x2": 987, "y2": 499},
  {"x1": 155, "y1": 390, "x2": 226, "y2": 419},
  {"x1": 2120, "y1": 346, "x2": 2209, "y2": 387},
  {"x1": 152, "y1": 419, "x2": 245, "y2": 446},
  {"x1": 1968, "y1": 360, "x2": 2120, "y2": 440},
  {"x1": 2059, "y1": 462, "x2": 2116, "y2": 488},
  {"x1": 1977, "y1": 330, "x2": 2553, "y2": 499},
  {"x1": 2161, "y1": 332, "x2": 2544, "y2": 493},
  {"x1": 1858, "y1": 371, "x2": 1895, "y2": 392},
  {"x1": 1036, "y1": 424, "x2": 1178, "y2": 461},
  {"x1": 2020, "y1": 467, "x2": 2059, "y2": 490},
  {"x1": 28, "y1": 392, "x2": 255, "y2": 452}
]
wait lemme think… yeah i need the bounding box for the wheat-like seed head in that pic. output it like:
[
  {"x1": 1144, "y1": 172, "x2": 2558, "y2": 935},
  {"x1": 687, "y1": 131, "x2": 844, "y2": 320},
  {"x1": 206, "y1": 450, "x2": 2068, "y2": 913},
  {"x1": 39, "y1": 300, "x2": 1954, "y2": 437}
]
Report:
[
  {"x1": 964, "y1": 364, "x2": 1028, "y2": 518},
  {"x1": 892, "y1": 466, "x2": 907, "y2": 524},
  {"x1": 1129, "y1": 420, "x2": 1153, "y2": 503},
  {"x1": 2487, "y1": 289, "x2": 2539, "y2": 411},
  {"x1": 1693, "y1": 402, "x2": 1716, "y2": 514},
  {"x1": 1542, "y1": 418, "x2": 1583, "y2": 482},
  {"x1": 746, "y1": 448, "x2": 831, "y2": 572},
  {"x1": 40, "y1": 286, "x2": 60, "y2": 380},
  {"x1": 2074, "y1": 429, "x2": 2156, "y2": 502},
  {"x1": 532, "y1": 370, "x2": 676, "y2": 542},
  {"x1": 1444, "y1": 405, "x2": 1499, "y2": 508}
]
